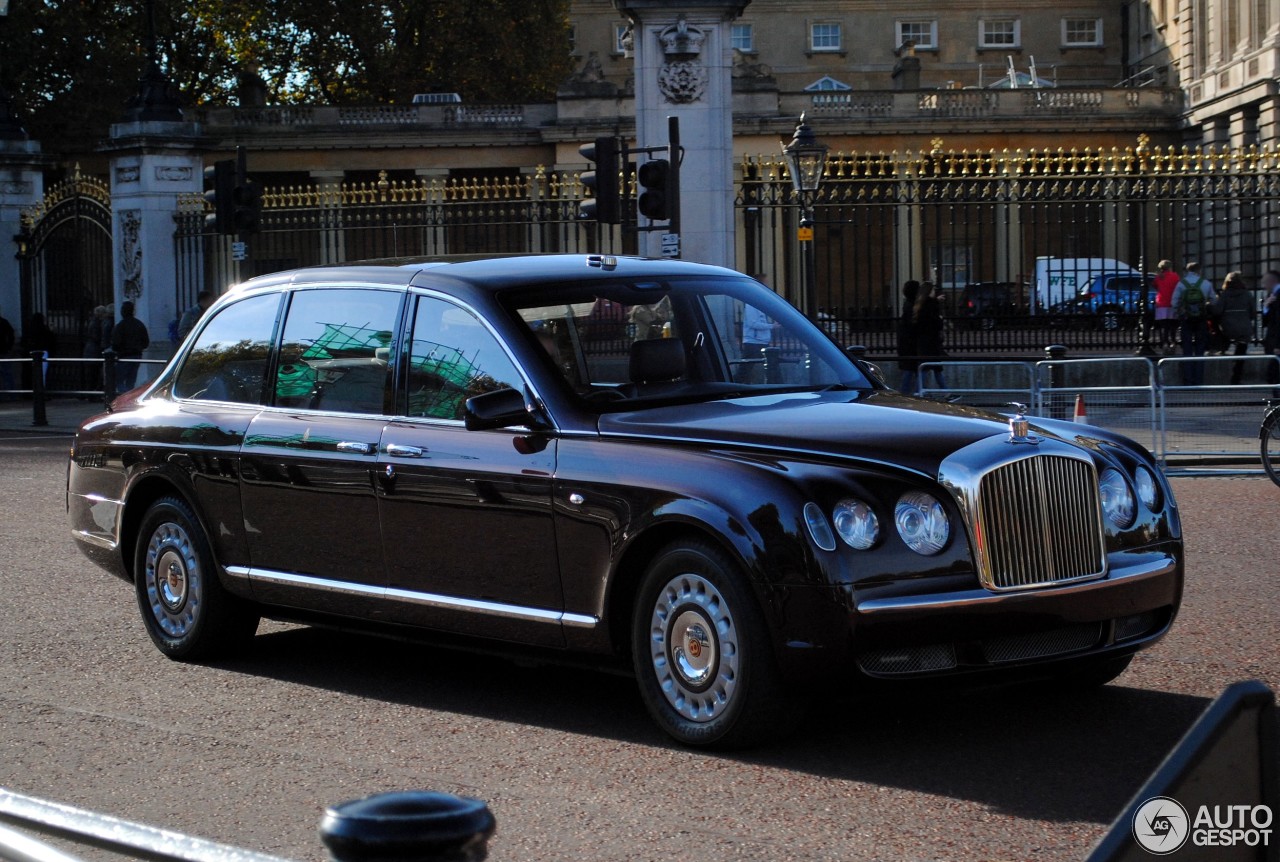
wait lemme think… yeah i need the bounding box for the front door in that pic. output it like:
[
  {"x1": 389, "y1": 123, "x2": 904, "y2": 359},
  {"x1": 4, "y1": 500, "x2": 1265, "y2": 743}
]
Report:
[{"x1": 376, "y1": 294, "x2": 563, "y2": 646}]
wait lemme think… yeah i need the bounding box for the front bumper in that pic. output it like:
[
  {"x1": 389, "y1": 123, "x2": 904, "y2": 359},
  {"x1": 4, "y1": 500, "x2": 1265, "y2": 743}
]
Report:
[{"x1": 847, "y1": 546, "x2": 1182, "y2": 678}]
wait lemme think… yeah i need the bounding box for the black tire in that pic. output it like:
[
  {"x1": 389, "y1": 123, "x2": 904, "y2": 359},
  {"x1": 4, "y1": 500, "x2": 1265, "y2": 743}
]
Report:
[
  {"x1": 1262, "y1": 409, "x2": 1280, "y2": 488},
  {"x1": 630, "y1": 540, "x2": 798, "y2": 749},
  {"x1": 134, "y1": 496, "x2": 259, "y2": 661}
]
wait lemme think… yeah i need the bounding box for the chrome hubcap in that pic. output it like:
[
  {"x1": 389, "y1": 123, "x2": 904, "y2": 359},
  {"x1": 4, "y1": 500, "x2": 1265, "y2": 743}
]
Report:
[
  {"x1": 144, "y1": 522, "x2": 201, "y2": 638},
  {"x1": 649, "y1": 573, "x2": 739, "y2": 723}
]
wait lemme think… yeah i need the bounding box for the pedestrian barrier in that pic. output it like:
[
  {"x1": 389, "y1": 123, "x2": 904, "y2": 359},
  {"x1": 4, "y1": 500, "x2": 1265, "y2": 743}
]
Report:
[
  {"x1": 0, "y1": 354, "x2": 167, "y2": 426},
  {"x1": 919, "y1": 353, "x2": 1280, "y2": 472}
]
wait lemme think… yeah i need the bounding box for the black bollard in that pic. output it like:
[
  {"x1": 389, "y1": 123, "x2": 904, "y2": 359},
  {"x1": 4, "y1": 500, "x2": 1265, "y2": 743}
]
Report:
[
  {"x1": 1044, "y1": 344, "x2": 1068, "y2": 420},
  {"x1": 30, "y1": 351, "x2": 47, "y2": 427},
  {"x1": 844, "y1": 345, "x2": 868, "y2": 359},
  {"x1": 320, "y1": 791, "x2": 496, "y2": 862},
  {"x1": 102, "y1": 351, "x2": 117, "y2": 407}
]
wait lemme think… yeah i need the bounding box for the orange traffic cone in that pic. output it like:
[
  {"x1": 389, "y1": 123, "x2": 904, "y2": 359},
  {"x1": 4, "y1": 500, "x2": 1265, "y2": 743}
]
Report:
[{"x1": 1073, "y1": 394, "x2": 1088, "y2": 424}]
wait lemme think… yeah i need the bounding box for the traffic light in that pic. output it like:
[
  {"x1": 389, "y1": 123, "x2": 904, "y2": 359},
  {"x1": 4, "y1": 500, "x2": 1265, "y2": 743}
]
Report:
[
  {"x1": 232, "y1": 147, "x2": 262, "y2": 235},
  {"x1": 203, "y1": 159, "x2": 235, "y2": 235},
  {"x1": 233, "y1": 176, "x2": 262, "y2": 234},
  {"x1": 637, "y1": 158, "x2": 671, "y2": 221},
  {"x1": 579, "y1": 136, "x2": 621, "y2": 224}
]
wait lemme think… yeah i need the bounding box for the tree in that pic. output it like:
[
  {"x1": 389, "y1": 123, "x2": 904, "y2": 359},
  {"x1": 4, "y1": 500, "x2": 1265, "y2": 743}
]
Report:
[{"x1": 1, "y1": 0, "x2": 573, "y2": 152}]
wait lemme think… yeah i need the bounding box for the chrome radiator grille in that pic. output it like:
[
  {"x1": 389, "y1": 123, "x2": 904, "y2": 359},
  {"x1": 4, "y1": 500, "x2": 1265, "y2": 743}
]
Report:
[{"x1": 976, "y1": 455, "x2": 1106, "y2": 591}]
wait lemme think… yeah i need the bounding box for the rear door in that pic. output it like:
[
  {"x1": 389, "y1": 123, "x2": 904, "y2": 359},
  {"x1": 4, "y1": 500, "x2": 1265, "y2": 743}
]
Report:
[{"x1": 239, "y1": 286, "x2": 403, "y2": 616}]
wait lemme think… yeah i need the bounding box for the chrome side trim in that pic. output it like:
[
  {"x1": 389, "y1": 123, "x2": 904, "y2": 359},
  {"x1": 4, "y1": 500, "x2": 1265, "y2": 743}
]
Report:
[
  {"x1": 69, "y1": 530, "x2": 117, "y2": 551},
  {"x1": 232, "y1": 566, "x2": 598, "y2": 628},
  {"x1": 855, "y1": 554, "x2": 1176, "y2": 614}
]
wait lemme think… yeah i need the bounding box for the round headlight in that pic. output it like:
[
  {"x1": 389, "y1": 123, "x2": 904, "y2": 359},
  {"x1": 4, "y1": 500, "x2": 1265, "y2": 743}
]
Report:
[
  {"x1": 1134, "y1": 466, "x2": 1161, "y2": 511},
  {"x1": 1099, "y1": 468, "x2": 1136, "y2": 527},
  {"x1": 895, "y1": 491, "x2": 950, "y2": 555},
  {"x1": 833, "y1": 499, "x2": 879, "y2": 550}
]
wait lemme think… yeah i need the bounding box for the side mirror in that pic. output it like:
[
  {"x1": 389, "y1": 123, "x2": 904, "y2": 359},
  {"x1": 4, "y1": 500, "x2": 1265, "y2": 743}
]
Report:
[{"x1": 464, "y1": 387, "x2": 541, "y2": 431}]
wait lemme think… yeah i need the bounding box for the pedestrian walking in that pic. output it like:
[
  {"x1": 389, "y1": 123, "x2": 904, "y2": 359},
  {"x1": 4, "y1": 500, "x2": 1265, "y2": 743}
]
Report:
[
  {"x1": 1210, "y1": 271, "x2": 1255, "y2": 385},
  {"x1": 110, "y1": 301, "x2": 150, "y2": 394},
  {"x1": 0, "y1": 306, "x2": 15, "y2": 397},
  {"x1": 913, "y1": 281, "x2": 948, "y2": 392},
  {"x1": 1152, "y1": 259, "x2": 1180, "y2": 349},
  {"x1": 1262, "y1": 269, "x2": 1280, "y2": 386},
  {"x1": 82, "y1": 305, "x2": 113, "y2": 395},
  {"x1": 20, "y1": 312, "x2": 58, "y2": 387},
  {"x1": 896, "y1": 279, "x2": 920, "y2": 394},
  {"x1": 1172, "y1": 262, "x2": 1216, "y2": 386}
]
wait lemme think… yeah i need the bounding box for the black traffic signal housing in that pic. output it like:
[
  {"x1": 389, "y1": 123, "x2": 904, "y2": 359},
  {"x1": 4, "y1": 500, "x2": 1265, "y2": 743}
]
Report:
[
  {"x1": 232, "y1": 175, "x2": 262, "y2": 234},
  {"x1": 637, "y1": 158, "x2": 672, "y2": 221},
  {"x1": 203, "y1": 159, "x2": 236, "y2": 235},
  {"x1": 579, "y1": 136, "x2": 622, "y2": 225}
]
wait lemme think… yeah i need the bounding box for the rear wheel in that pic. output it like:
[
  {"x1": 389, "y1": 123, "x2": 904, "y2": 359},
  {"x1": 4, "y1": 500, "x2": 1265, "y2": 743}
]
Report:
[
  {"x1": 134, "y1": 496, "x2": 259, "y2": 660},
  {"x1": 631, "y1": 540, "x2": 798, "y2": 749}
]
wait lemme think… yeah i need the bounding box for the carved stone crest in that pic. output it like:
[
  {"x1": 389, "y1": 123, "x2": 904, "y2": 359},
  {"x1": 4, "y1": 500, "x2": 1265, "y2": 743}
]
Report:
[
  {"x1": 657, "y1": 17, "x2": 708, "y2": 104},
  {"x1": 115, "y1": 165, "x2": 141, "y2": 184},
  {"x1": 658, "y1": 60, "x2": 708, "y2": 104},
  {"x1": 155, "y1": 165, "x2": 193, "y2": 182}
]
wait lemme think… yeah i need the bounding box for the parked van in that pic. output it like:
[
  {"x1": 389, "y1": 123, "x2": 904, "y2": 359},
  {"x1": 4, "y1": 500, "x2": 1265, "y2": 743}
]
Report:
[{"x1": 1033, "y1": 257, "x2": 1139, "y2": 312}]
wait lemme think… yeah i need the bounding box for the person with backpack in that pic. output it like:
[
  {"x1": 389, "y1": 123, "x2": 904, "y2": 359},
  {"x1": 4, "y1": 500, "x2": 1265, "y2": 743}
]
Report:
[{"x1": 1171, "y1": 262, "x2": 1216, "y2": 385}]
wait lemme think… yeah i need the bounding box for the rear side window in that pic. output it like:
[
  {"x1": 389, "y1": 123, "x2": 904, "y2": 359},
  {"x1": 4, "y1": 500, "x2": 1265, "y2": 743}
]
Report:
[
  {"x1": 174, "y1": 293, "x2": 281, "y2": 403},
  {"x1": 274, "y1": 288, "x2": 401, "y2": 414}
]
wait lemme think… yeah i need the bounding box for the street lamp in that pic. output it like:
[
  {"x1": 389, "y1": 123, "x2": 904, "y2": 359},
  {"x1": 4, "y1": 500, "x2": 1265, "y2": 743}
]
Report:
[
  {"x1": 0, "y1": 0, "x2": 29, "y2": 140},
  {"x1": 782, "y1": 113, "x2": 828, "y2": 317}
]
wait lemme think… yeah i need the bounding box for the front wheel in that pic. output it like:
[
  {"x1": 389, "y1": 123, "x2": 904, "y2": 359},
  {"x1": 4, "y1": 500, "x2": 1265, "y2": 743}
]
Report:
[
  {"x1": 631, "y1": 540, "x2": 798, "y2": 749},
  {"x1": 134, "y1": 496, "x2": 259, "y2": 661},
  {"x1": 1262, "y1": 408, "x2": 1280, "y2": 487}
]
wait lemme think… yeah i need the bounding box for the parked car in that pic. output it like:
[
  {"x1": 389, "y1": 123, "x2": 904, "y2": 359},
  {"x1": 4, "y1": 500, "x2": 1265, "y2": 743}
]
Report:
[
  {"x1": 67, "y1": 254, "x2": 1184, "y2": 748},
  {"x1": 1049, "y1": 273, "x2": 1157, "y2": 330},
  {"x1": 956, "y1": 282, "x2": 1021, "y2": 330}
]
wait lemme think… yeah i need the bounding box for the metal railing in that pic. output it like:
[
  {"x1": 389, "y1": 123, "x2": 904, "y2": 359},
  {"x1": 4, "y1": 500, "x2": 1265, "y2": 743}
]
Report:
[
  {"x1": 0, "y1": 354, "x2": 168, "y2": 426},
  {"x1": 0, "y1": 789, "x2": 493, "y2": 862}
]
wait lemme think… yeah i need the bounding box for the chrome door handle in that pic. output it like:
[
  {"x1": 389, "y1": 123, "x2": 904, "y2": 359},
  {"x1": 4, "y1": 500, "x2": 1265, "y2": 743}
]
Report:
[
  {"x1": 336, "y1": 441, "x2": 372, "y2": 454},
  {"x1": 385, "y1": 443, "x2": 425, "y2": 458}
]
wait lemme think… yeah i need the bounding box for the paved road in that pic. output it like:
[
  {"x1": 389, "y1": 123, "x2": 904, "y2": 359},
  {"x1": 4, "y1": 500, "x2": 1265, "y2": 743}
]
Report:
[{"x1": 1, "y1": 430, "x2": 1276, "y2": 862}]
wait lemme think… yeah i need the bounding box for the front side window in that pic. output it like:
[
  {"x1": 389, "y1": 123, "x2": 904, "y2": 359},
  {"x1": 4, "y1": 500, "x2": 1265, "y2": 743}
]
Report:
[
  {"x1": 405, "y1": 296, "x2": 524, "y2": 420},
  {"x1": 896, "y1": 20, "x2": 937, "y2": 50},
  {"x1": 1062, "y1": 18, "x2": 1102, "y2": 46},
  {"x1": 273, "y1": 288, "x2": 400, "y2": 414},
  {"x1": 504, "y1": 276, "x2": 871, "y2": 411},
  {"x1": 979, "y1": 19, "x2": 1020, "y2": 48},
  {"x1": 810, "y1": 22, "x2": 842, "y2": 52},
  {"x1": 174, "y1": 293, "x2": 281, "y2": 403}
]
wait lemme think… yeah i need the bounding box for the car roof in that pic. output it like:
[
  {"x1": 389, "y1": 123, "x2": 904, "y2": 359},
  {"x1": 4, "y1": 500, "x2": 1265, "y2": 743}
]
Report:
[{"x1": 227, "y1": 254, "x2": 742, "y2": 295}]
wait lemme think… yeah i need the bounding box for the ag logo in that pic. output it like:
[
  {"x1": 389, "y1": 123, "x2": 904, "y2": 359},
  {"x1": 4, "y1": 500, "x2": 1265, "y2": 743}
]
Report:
[{"x1": 1133, "y1": 797, "x2": 1190, "y2": 855}]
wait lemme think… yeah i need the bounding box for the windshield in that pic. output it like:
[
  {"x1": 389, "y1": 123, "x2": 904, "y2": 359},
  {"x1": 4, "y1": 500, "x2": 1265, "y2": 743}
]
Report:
[{"x1": 502, "y1": 275, "x2": 873, "y2": 409}]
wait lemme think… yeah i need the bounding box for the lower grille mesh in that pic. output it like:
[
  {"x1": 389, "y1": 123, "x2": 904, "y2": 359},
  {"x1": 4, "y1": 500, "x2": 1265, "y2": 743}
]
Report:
[{"x1": 977, "y1": 455, "x2": 1106, "y2": 591}]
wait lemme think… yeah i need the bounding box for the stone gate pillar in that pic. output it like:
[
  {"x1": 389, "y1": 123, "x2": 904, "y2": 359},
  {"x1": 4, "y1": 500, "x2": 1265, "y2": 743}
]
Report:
[
  {"x1": 0, "y1": 140, "x2": 47, "y2": 327},
  {"x1": 615, "y1": 0, "x2": 750, "y2": 268},
  {"x1": 101, "y1": 119, "x2": 204, "y2": 362}
]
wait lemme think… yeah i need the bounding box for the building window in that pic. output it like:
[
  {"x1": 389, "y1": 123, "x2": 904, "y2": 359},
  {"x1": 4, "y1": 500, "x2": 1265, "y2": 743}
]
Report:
[
  {"x1": 731, "y1": 23, "x2": 754, "y2": 52},
  {"x1": 614, "y1": 23, "x2": 630, "y2": 55},
  {"x1": 810, "y1": 22, "x2": 842, "y2": 53},
  {"x1": 1061, "y1": 18, "x2": 1102, "y2": 47},
  {"x1": 896, "y1": 20, "x2": 937, "y2": 50},
  {"x1": 569, "y1": 25, "x2": 578, "y2": 55},
  {"x1": 979, "y1": 19, "x2": 1020, "y2": 49}
]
